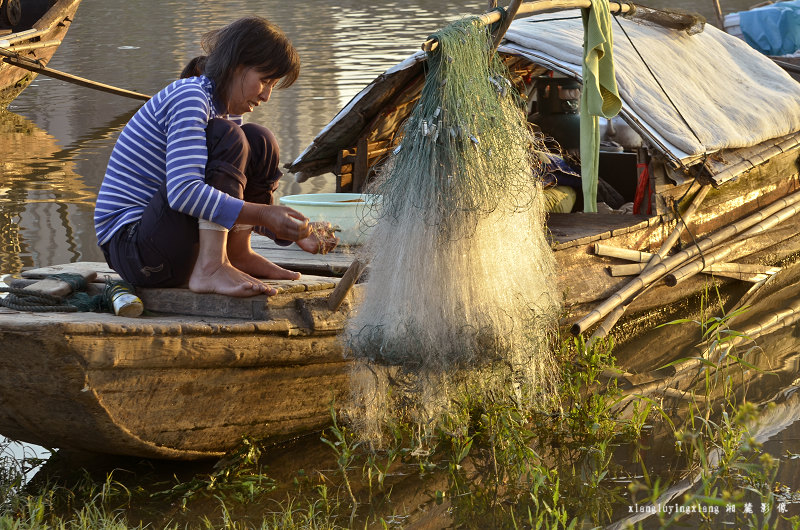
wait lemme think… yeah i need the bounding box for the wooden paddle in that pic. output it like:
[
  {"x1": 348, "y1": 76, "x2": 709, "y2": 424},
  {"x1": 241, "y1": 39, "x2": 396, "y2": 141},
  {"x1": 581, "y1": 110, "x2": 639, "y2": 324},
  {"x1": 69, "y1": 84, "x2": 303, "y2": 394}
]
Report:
[{"x1": 0, "y1": 48, "x2": 151, "y2": 101}]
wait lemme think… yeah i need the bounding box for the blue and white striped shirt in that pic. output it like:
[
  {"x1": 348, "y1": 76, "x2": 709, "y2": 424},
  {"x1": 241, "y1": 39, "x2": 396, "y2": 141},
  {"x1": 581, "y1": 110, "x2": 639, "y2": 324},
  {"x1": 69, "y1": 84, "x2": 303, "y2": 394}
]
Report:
[{"x1": 94, "y1": 76, "x2": 244, "y2": 245}]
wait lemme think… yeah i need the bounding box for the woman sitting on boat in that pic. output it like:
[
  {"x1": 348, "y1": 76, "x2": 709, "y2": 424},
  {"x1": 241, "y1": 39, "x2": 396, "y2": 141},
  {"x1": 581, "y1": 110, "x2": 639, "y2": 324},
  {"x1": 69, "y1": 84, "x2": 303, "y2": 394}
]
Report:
[{"x1": 94, "y1": 17, "x2": 337, "y2": 298}]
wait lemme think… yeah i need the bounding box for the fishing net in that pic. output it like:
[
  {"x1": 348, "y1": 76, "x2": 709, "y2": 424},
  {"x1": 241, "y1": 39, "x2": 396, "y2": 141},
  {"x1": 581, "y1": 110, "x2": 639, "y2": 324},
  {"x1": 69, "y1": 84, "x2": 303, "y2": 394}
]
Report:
[{"x1": 343, "y1": 16, "x2": 563, "y2": 442}]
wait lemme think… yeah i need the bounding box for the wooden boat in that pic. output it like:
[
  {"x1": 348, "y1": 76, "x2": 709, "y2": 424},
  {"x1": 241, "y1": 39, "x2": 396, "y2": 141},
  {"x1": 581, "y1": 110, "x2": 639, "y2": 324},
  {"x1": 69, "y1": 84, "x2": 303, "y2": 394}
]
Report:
[
  {"x1": 0, "y1": 0, "x2": 81, "y2": 106},
  {"x1": 0, "y1": 258, "x2": 360, "y2": 460},
  {"x1": 4, "y1": 1, "x2": 800, "y2": 460},
  {"x1": 288, "y1": 2, "x2": 800, "y2": 336}
]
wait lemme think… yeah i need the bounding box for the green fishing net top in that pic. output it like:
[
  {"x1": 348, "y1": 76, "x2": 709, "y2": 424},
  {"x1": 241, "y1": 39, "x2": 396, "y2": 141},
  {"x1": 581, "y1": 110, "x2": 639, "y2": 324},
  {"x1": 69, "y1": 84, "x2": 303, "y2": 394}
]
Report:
[{"x1": 372, "y1": 17, "x2": 543, "y2": 240}]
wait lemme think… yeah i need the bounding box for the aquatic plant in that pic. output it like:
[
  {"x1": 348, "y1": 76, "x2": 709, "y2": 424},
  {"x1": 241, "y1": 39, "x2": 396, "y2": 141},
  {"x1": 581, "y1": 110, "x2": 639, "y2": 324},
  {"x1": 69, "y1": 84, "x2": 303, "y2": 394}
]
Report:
[
  {"x1": 153, "y1": 436, "x2": 276, "y2": 510},
  {"x1": 0, "y1": 439, "x2": 46, "y2": 509}
]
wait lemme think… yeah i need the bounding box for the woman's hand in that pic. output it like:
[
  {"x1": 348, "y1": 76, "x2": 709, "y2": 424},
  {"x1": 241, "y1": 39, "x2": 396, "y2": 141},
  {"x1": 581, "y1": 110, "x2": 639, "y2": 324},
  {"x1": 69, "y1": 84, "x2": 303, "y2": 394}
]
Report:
[
  {"x1": 296, "y1": 222, "x2": 339, "y2": 254},
  {"x1": 260, "y1": 205, "x2": 312, "y2": 241},
  {"x1": 238, "y1": 203, "x2": 312, "y2": 241}
]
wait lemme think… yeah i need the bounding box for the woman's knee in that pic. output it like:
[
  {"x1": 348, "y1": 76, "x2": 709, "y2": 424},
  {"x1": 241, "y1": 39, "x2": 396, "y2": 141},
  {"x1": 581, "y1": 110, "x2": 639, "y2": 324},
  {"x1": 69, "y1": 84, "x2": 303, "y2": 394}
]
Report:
[
  {"x1": 240, "y1": 123, "x2": 282, "y2": 204},
  {"x1": 206, "y1": 118, "x2": 250, "y2": 198},
  {"x1": 207, "y1": 118, "x2": 250, "y2": 166},
  {"x1": 241, "y1": 123, "x2": 280, "y2": 171}
]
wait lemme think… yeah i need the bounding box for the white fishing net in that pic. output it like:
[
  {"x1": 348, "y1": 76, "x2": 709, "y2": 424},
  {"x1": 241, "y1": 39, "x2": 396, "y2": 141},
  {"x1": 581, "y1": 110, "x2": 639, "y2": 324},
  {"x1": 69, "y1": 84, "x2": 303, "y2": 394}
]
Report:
[{"x1": 342, "y1": 17, "x2": 563, "y2": 441}]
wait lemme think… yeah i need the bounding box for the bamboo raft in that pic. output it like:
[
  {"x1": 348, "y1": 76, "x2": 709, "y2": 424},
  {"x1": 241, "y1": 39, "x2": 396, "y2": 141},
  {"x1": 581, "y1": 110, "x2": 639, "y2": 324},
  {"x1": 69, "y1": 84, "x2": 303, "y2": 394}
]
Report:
[{"x1": 0, "y1": 0, "x2": 82, "y2": 106}]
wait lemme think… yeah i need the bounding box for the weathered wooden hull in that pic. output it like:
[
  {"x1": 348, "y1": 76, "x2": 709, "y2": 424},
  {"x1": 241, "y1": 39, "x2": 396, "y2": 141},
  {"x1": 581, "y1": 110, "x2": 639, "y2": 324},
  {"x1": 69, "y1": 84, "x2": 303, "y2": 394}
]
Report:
[
  {"x1": 0, "y1": 280, "x2": 358, "y2": 460},
  {"x1": 0, "y1": 0, "x2": 81, "y2": 106}
]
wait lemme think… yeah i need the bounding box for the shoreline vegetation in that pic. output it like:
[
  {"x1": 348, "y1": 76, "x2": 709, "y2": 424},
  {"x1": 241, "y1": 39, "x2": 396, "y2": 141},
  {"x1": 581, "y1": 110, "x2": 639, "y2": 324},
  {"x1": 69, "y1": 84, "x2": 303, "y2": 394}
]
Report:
[{"x1": 2, "y1": 289, "x2": 800, "y2": 529}]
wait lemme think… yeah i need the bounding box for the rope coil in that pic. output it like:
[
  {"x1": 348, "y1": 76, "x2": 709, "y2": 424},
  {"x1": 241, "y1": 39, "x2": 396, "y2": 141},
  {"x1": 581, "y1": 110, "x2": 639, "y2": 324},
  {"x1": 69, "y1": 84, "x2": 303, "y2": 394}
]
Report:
[
  {"x1": 0, "y1": 287, "x2": 79, "y2": 312},
  {"x1": 0, "y1": 274, "x2": 134, "y2": 313}
]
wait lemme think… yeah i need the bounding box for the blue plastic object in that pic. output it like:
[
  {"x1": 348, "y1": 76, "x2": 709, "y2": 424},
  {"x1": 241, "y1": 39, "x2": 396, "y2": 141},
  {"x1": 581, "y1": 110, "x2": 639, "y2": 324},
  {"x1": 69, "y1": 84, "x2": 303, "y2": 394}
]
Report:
[{"x1": 739, "y1": 0, "x2": 800, "y2": 56}]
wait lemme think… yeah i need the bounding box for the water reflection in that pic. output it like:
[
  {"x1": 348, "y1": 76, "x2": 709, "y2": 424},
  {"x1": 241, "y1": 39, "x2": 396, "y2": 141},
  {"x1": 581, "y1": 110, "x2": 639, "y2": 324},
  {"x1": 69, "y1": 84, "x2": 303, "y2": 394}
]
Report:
[
  {"x1": 0, "y1": 111, "x2": 102, "y2": 272},
  {"x1": 605, "y1": 262, "x2": 800, "y2": 526}
]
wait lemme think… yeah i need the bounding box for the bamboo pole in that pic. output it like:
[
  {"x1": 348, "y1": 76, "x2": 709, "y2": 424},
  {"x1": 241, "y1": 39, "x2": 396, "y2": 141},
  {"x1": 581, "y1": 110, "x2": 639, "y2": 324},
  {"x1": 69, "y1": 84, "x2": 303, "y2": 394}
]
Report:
[
  {"x1": 571, "y1": 188, "x2": 800, "y2": 335},
  {"x1": 711, "y1": 0, "x2": 725, "y2": 29},
  {"x1": 703, "y1": 263, "x2": 780, "y2": 275},
  {"x1": 0, "y1": 28, "x2": 38, "y2": 47},
  {"x1": 609, "y1": 262, "x2": 779, "y2": 280},
  {"x1": 608, "y1": 263, "x2": 646, "y2": 276},
  {"x1": 643, "y1": 184, "x2": 710, "y2": 272},
  {"x1": 699, "y1": 263, "x2": 780, "y2": 283},
  {"x1": 584, "y1": 184, "x2": 710, "y2": 336},
  {"x1": 588, "y1": 303, "x2": 628, "y2": 343},
  {"x1": 700, "y1": 270, "x2": 768, "y2": 283},
  {"x1": 490, "y1": 0, "x2": 523, "y2": 55},
  {"x1": 594, "y1": 243, "x2": 653, "y2": 263},
  {"x1": 4, "y1": 39, "x2": 61, "y2": 53},
  {"x1": 422, "y1": 0, "x2": 634, "y2": 51},
  {"x1": 664, "y1": 198, "x2": 800, "y2": 286},
  {"x1": 0, "y1": 49, "x2": 150, "y2": 101},
  {"x1": 703, "y1": 263, "x2": 780, "y2": 283}
]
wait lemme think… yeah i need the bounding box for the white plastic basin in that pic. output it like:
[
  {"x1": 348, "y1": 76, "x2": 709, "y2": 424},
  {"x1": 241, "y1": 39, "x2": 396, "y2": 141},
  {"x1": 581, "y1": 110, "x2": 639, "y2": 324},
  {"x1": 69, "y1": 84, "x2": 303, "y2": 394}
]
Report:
[{"x1": 278, "y1": 193, "x2": 381, "y2": 245}]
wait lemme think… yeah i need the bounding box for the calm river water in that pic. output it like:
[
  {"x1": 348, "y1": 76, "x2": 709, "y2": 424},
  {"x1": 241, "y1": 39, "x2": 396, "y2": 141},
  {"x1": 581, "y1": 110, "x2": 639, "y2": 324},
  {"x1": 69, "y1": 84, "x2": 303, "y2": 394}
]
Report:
[{"x1": 2, "y1": 0, "x2": 799, "y2": 521}]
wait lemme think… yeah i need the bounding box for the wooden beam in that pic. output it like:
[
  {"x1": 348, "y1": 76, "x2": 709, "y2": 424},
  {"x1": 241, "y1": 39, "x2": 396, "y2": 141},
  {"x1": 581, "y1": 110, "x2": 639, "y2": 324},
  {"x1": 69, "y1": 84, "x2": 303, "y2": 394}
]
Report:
[
  {"x1": 352, "y1": 136, "x2": 369, "y2": 193},
  {"x1": 423, "y1": 1, "x2": 633, "y2": 51},
  {"x1": 0, "y1": 48, "x2": 150, "y2": 101},
  {"x1": 327, "y1": 258, "x2": 368, "y2": 311}
]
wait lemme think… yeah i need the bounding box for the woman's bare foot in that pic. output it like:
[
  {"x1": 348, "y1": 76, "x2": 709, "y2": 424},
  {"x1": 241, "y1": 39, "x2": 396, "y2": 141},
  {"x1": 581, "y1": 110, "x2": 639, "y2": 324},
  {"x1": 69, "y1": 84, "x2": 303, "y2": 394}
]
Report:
[
  {"x1": 229, "y1": 250, "x2": 301, "y2": 281},
  {"x1": 227, "y1": 229, "x2": 301, "y2": 280},
  {"x1": 188, "y1": 261, "x2": 277, "y2": 297}
]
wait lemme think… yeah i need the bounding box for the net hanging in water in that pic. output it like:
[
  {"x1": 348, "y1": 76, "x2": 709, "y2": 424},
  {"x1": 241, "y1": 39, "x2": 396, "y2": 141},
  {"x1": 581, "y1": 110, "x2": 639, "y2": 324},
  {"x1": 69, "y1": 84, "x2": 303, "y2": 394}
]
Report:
[{"x1": 343, "y1": 16, "x2": 563, "y2": 437}]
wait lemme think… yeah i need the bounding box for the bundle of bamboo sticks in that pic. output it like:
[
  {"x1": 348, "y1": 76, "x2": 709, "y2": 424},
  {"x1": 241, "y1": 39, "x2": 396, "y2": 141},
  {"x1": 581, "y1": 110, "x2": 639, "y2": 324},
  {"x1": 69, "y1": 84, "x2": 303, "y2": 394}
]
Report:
[{"x1": 574, "y1": 185, "x2": 800, "y2": 337}]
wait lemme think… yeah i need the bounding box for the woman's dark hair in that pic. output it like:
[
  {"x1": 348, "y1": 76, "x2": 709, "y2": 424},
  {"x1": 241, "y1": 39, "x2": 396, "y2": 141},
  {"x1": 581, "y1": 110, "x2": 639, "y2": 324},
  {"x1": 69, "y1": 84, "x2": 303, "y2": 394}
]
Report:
[
  {"x1": 180, "y1": 55, "x2": 207, "y2": 79},
  {"x1": 182, "y1": 16, "x2": 300, "y2": 109}
]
